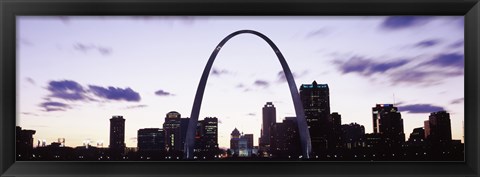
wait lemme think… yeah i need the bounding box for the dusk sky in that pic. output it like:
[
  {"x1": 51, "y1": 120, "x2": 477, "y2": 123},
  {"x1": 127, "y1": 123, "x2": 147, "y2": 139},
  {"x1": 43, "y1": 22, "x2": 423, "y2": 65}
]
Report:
[{"x1": 17, "y1": 16, "x2": 464, "y2": 149}]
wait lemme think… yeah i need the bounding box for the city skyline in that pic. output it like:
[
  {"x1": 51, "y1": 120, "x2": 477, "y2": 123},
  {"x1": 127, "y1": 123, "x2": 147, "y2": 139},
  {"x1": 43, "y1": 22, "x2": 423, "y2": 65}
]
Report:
[
  {"x1": 16, "y1": 107, "x2": 463, "y2": 161},
  {"x1": 17, "y1": 16, "x2": 464, "y2": 149}
]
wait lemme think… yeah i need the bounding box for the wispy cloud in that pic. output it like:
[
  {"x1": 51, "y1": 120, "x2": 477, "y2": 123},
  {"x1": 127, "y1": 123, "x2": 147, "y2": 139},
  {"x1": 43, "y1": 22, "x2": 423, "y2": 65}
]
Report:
[
  {"x1": 235, "y1": 83, "x2": 252, "y2": 92},
  {"x1": 19, "y1": 38, "x2": 34, "y2": 46},
  {"x1": 388, "y1": 53, "x2": 463, "y2": 86},
  {"x1": 125, "y1": 104, "x2": 148, "y2": 109},
  {"x1": 44, "y1": 79, "x2": 147, "y2": 104},
  {"x1": 413, "y1": 39, "x2": 441, "y2": 48},
  {"x1": 39, "y1": 101, "x2": 72, "y2": 112},
  {"x1": 40, "y1": 80, "x2": 144, "y2": 111},
  {"x1": 73, "y1": 43, "x2": 112, "y2": 56},
  {"x1": 26, "y1": 77, "x2": 36, "y2": 85},
  {"x1": 389, "y1": 69, "x2": 462, "y2": 86},
  {"x1": 247, "y1": 113, "x2": 256, "y2": 116},
  {"x1": 451, "y1": 98, "x2": 464, "y2": 104},
  {"x1": 47, "y1": 80, "x2": 88, "y2": 101},
  {"x1": 449, "y1": 40, "x2": 464, "y2": 48},
  {"x1": 420, "y1": 53, "x2": 464, "y2": 69},
  {"x1": 211, "y1": 67, "x2": 230, "y2": 76},
  {"x1": 253, "y1": 80, "x2": 270, "y2": 88},
  {"x1": 333, "y1": 52, "x2": 463, "y2": 86},
  {"x1": 454, "y1": 17, "x2": 464, "y2": 28},
  {"x1": 389, "y1": 70, "x2": 433, "y2": 85},
  {"x1": 97, "y1": 47, "x2": 112, "y2": 55},
  {"x1": 380, "y1": 16, "x2": 432, "y2": 30},
  {"x1": 333, "y1": 56, "x2": 409, "y2": 76},
  {"x1": 88, "y1": 85, "x2": 141, "y2": 102},
  {"x1": 277, "y1": 70, "x2": 309, "y2": 83},
  {"x1": 21, "y1": 112, "x2": 40, "y2": 116},
  {"x1": 155, "y1": 89, "x2": 175, "y2": 96},
  {"x1": 243, "y1": 88, "x2": 252, "y2": 92},
  {"x1": 306, "y1": 28, "x2": 330, "y2": 38},
  {"x1": 58, "y1": 16, "x2": 70, "y2": 24},
  {"x1": 398, "y1": 104, "x2": 444, "y2": 113}
]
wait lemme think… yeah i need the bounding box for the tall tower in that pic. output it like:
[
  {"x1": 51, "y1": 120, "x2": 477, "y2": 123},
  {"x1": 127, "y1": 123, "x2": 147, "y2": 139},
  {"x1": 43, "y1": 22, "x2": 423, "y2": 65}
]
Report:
[
  {"x1": 299, "y1": 80, "x2": 330, "y2": 153},
  {"x1": 260, "y1": 102, "x2": 276, "y2": 149},
  {"x1": 163, "y1": 111, "x2": 182, "y2": 152},
  {"x1": 191, "y1": 117, "x2": 219, "y2": 158},
  {"x1": 201, "y1": 117, "x2": 219, "y2": 155},
  {"x1": 372, "y1": 104, "x2": 405, "y2": 147},
  {"x1": 109, "y1": 116, "x2": 126, "y2": 158},
  {"x1": 425, "y1": 111, "x2": 452, "y2": 143},
  {"x1": 230, "y1": 128, "x2": 241, "y2": 156},
  {"x1": 329, "y1": 112, "x2": 342, "y2": 149}
]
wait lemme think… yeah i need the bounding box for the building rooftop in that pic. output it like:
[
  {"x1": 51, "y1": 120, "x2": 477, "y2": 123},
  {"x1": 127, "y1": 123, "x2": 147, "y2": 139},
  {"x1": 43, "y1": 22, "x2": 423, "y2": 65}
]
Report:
[{"x1": 300, "y1": 80, "x2": 328, "y2": 89}]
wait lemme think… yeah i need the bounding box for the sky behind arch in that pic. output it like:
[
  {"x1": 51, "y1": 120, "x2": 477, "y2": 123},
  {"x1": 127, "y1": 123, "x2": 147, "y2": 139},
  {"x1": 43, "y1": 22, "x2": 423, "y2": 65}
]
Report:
[{"x1": 17, "y1": 16, "x2": 464, "y2": 149}]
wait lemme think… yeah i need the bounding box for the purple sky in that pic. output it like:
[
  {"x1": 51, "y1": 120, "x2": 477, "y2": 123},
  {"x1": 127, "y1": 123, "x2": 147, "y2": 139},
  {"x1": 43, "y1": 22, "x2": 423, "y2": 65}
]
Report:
[{"x1": 17, "y1": 16, "x2": 464, "y2": 149}]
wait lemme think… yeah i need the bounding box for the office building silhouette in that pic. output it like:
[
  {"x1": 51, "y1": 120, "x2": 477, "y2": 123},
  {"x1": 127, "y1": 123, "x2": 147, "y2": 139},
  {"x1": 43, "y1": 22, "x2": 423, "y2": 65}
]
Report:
[{"x1": 109, "y1": 115, "x2": 125, "y2": 159}]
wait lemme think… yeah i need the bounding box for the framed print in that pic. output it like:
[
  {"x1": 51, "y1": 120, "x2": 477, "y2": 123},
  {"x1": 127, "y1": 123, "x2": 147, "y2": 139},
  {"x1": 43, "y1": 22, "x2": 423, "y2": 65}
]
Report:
[{"x1": 1, "y1": 0, "x2": 479, "y2": 176}]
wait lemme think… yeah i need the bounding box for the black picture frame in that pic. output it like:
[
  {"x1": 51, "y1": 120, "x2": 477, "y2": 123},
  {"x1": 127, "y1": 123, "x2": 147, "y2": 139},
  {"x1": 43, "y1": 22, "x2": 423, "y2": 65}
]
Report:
[{"x1": 1, "y1": 0, "x2": 479, "y2": 176}]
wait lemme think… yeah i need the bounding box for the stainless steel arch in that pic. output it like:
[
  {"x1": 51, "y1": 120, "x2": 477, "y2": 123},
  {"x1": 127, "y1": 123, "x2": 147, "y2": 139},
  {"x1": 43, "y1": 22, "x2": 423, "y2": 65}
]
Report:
[{"x1": 184, "y1": 30, "x2": 312, "y2": 159}]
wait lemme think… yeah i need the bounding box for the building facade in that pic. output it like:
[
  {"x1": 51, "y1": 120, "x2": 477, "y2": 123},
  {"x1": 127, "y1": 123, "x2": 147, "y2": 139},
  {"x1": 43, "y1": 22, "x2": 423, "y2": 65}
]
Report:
[
  {"x1": 163, "y1": 111, "x2": 182, "y2": 152},
  {"x1": 299, "y1": 80, "x2": 330, "y2": 154},
  {"x1": 329, "y1": 112, "x2": 343, "y2": 149},
  {"x1": 230, "y1": 128, "x2": 241, "y2": 156},
  {"x1": 16, "y1": 126, "x2": 36, "y2": 160},
  {"x1": 137, "y1": 128, "x2": 165, "y2": 152},
  {"x1": 341, "y1": 123, "x2": 365, "y2": 149},
  {"x1": 109, "y1": 116, "x2": 125, "y2": 158},
  {"x1": 407, "y1": 127, "x2": 425, "y2": 147},
  {"x1": 371, "y1": 104, "x2": 405, "y2": 148},
  {"x1": 230, "y1": 128, "x2": 254, "y2": 157},
  {"x1": 194, "y1": 117, "x2": 219, "y2": 158},
  {"x1": 270, "y1": 117, "x2": 301, "y2": 158},
  {"x1": 425, "y1": 111, "x2": 452, "y2": 144},
  {"x1": 260, "y1": 102, "x2": 276, "y2": 150}
]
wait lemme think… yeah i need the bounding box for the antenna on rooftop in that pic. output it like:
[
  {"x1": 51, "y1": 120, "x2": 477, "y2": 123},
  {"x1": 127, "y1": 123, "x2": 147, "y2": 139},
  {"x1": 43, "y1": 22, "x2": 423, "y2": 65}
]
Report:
[{"x1": 393, "y1": 93, "x2": 395, "y2": 105}]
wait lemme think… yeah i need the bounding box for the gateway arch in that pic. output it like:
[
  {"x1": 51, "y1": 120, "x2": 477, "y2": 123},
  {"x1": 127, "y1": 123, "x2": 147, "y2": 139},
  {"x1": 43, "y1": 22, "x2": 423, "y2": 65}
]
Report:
[{"x1": 184, "y1": 30, "x2": 312, "y2": 159}]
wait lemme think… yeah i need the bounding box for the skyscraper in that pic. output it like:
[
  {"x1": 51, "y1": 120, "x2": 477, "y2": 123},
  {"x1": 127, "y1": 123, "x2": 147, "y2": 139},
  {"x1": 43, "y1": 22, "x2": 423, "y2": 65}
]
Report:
[
  {"x1": 163, "y1": 111, "x2": 182, "y2": 152},
  {"x1": 270, "y1": 117, "x2": 301, "y2": 158},
  {"x1": 371, "y1": 104, "x2": 405, "y2": 147},
  {"x1": 109, "y1": 116, "x2": 126, "y2": 158},
  {"x1": 260, "y1": 102, "x2": 276, "y2": 149},
  {"x1": 425, "y1": 111, "x2": 452, "y2": 143},
  {"x1": 194, "y1": 117, "x2": 219, "y2": 158},
  {"x1": 230, "y1": 128, "x2": 241, "y2": 156},
  {"x1": 180, "y1": 117, "x2": 190, "y2": 152},
  {"x1": 299, "y1": 80, "x2": 330, "y2": 153},
  {"x1": 137, "y1": 128, "x2": 165, "y2": 152},
  {"x1": 329, "y1": 112, "x2": 343, "y2": 149},
  {"x1": 202, "y1": 117, "x2": 218, "y2": 151}
]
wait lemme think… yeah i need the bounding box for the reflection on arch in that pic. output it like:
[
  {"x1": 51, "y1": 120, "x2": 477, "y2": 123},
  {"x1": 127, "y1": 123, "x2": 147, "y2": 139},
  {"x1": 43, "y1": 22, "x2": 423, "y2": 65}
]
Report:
[{"x1": 184, "y1": 30, "x2": 312, "y2": 159}]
